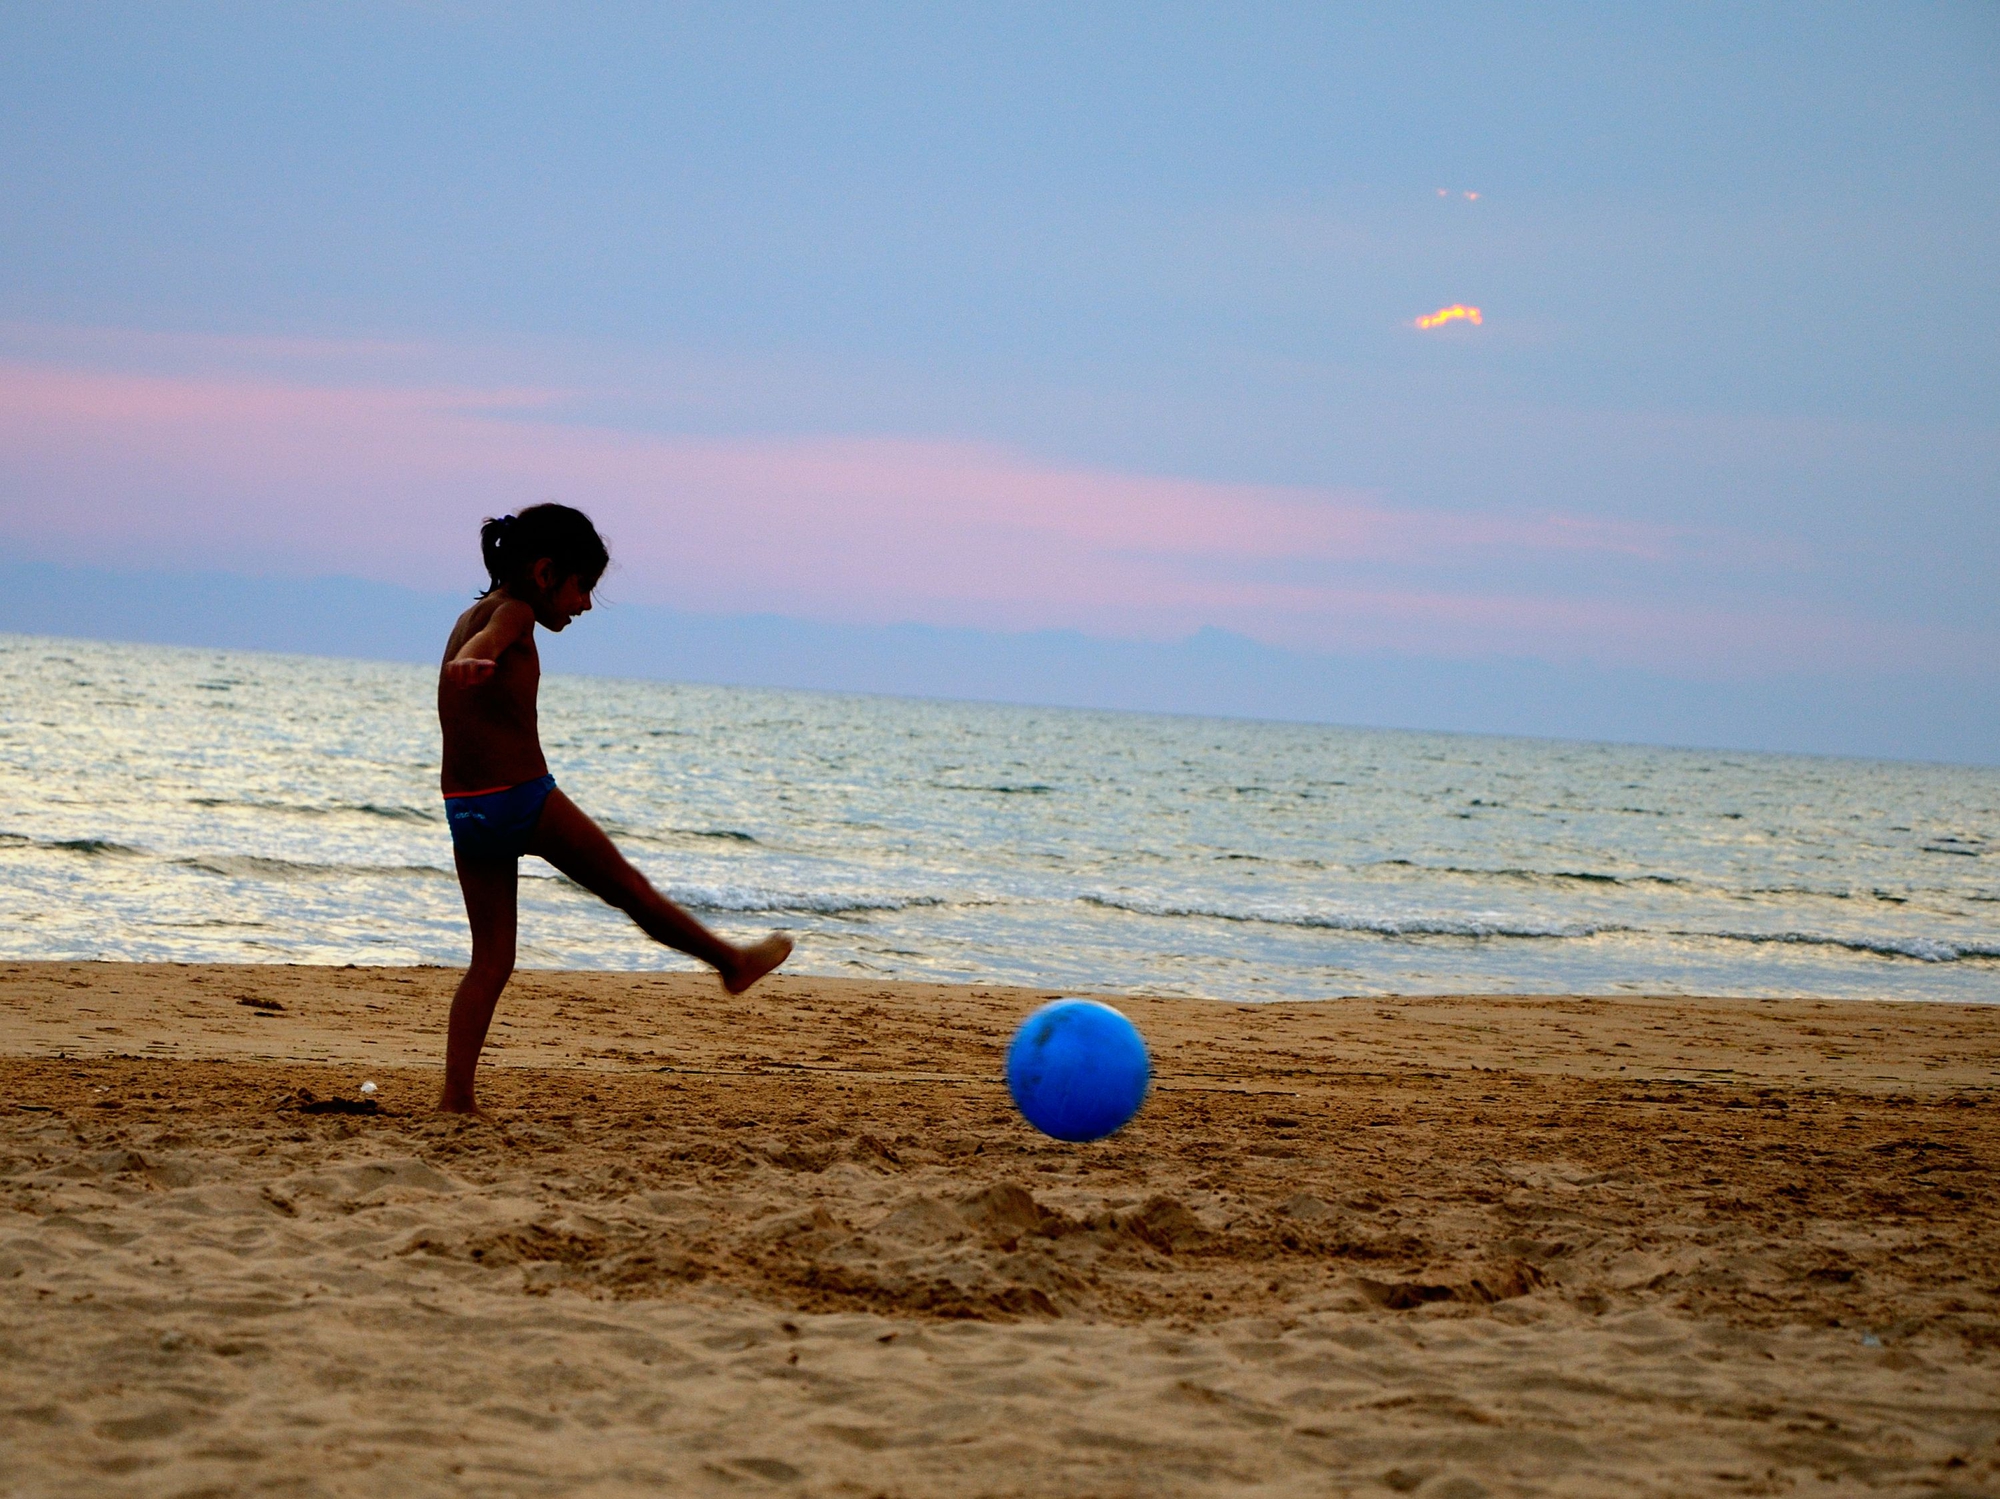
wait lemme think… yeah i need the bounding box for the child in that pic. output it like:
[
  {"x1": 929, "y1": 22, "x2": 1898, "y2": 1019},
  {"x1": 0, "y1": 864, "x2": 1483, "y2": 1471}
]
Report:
[{"x1": 436, "y1": 503, "x2": 792, "y2": 1113}]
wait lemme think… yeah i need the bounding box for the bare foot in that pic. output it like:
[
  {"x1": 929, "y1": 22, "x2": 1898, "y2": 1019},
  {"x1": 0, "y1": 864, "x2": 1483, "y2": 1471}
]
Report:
[
  {"x1": 722, "y1": 932, "x2": 793, "y2": 995},
  {"x1": 435, "y1": 1094, "x2": 494, "y2": 1119}
]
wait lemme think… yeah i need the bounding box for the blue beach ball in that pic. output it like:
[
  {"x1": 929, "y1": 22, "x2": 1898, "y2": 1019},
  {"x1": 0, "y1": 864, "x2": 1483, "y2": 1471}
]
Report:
[{"x1": 1006, "y1": 999, "x2": 1151, "y2": 1143}]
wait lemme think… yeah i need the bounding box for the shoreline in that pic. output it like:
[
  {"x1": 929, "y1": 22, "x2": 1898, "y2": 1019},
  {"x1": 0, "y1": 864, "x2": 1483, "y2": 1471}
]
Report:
[
  {"x1": 4, "y1": 962, "x2": 1996, "y2": 1494},
  {"x1": 4, "y1": 960, "x2": 1995, "y2": 1092}
]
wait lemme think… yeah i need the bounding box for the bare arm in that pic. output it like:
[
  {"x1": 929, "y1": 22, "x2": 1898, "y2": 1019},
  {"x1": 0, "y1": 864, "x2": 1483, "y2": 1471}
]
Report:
[{"x1": 442, "y1": 600, "x2": 535, "y2": 688}]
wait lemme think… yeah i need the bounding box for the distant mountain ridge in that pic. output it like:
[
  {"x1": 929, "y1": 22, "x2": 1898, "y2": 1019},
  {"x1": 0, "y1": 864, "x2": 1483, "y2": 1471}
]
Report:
[{"x1": 1, "y1": 560, "x2": 1991, "y2": 765}]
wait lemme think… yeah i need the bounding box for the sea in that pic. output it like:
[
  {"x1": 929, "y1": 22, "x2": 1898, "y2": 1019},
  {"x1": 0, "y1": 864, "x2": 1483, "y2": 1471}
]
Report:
[{"x1": 1, "y1": 633, "x2": 1994, "y2": 1003}]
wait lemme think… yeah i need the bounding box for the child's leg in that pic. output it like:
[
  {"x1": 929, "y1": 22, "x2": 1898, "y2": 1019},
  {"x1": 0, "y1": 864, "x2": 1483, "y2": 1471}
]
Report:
[
  {"x1": 440, "y1": 853, "x2": 519, "y2": 1113},
  {"x1": 526, "y1": 788, "x2": 791, "y2": 992}
]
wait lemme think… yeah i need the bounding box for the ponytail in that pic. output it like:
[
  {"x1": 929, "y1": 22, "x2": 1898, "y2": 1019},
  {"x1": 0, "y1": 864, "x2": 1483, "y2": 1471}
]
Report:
[
  {"x1": 476, "y1": 503, "x2": 609, "y2": 597},
  {"x1": 479, "y1": 513, "x2": 518, "y2": 594}
]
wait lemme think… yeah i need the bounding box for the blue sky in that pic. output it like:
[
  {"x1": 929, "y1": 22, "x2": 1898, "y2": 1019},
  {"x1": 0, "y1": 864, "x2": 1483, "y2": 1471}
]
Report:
[{"x1": 2, "y1": 3, "x2": 1996, "y2": 758}]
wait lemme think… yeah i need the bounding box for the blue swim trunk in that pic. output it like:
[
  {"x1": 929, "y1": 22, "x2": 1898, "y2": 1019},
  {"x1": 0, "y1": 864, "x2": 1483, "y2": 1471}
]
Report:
[{"x1": 444, "y1": 774, "x2": 556, "y2": 861}]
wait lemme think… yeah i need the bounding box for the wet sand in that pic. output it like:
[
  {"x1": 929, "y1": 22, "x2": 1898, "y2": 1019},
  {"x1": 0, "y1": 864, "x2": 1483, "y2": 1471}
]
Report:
[{"x1": 2, "y1": 961, "x2": 1996, "y2": 1496}]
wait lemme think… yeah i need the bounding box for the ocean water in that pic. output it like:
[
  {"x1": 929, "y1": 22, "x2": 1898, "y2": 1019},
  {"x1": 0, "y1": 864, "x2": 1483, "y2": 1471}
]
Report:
[{"x1": 1, "y1": 633, "x2": 1995, "y2": 1002}]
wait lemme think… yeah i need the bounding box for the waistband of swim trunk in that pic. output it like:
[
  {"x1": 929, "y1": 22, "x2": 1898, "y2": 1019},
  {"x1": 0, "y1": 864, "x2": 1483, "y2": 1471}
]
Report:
[{"x1": 444, "y1": 776, "x2": 551, "y2": 800}]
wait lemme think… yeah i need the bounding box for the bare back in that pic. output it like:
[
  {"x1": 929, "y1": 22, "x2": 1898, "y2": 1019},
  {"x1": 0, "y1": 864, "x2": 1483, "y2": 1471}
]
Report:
[{"x1": 438, "y1": 595, "x2": 547, "y2": 794}]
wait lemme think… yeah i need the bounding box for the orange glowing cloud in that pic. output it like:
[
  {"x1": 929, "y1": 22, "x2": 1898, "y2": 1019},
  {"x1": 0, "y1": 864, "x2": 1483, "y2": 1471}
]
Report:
[{"x1": 1415, "y1": 304, "x2": 1483, "y2": 330}]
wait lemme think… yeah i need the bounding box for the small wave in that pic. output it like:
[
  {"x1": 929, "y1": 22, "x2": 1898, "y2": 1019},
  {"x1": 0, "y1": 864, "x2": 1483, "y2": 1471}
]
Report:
[
  {"x1": 612, "y1": 826, "x2": 762, "y2": 851},
  {"x1": 934, "y1": 782, "x2": 1056, "y2": 795},
  {"x1": 665, "y1": 883, "x2": 949, "y2": 916},
  {"x1": 1691, "y1": 928, "x2": 2000, "y2": 965},
  {"x1": 1081, "y1": 893, "x2": 1601, "y2": 940},
  {"x1": 1377, "y1": 860, "x2": 1953, "y2": 906},
  {"x1": 145, "y1": 918, "x2": 275, "y2": 930},
  {"x1": 1372, "y1": 859, "x2": 1686, "y2": 889},
  {"x1": 0, "y1": 832, "x2": 146, "y2": 856},
  {"x1": 187, "y1": 796, "x2": 438, "y2": 824},
  {"x1": 178, "y1": 854, "x2": 453, "y2": 881},
  {"x1": 45, "y1": 837, "x2": 146, "y2": 857},
  {"x1": 1081, "y1": 893, "x2": 1999, "y2": 964},
  {"x1": 1923, "y1": 839, "x2": 1986, "y2": 858},
  {"x1": 354, "y1": 803, "x2": 437, "y2": 823}
]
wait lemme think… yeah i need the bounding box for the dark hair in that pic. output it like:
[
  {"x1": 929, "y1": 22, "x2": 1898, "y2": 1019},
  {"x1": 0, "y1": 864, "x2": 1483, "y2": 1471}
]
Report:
[{"x1": 478, "y1": 503, "x2": 609, "y2": 598}]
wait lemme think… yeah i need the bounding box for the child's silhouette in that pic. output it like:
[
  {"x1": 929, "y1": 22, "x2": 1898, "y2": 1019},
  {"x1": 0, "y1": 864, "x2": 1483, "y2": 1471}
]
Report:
[{"x1": 435, "y1": 504, "x2": 790, "y2": 1113}]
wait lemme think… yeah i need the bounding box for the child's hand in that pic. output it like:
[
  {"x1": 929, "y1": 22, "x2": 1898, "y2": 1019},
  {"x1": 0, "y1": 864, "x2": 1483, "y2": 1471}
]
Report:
[{"x1": 443, "y1": 657, "x2": 497, "y2": 688}]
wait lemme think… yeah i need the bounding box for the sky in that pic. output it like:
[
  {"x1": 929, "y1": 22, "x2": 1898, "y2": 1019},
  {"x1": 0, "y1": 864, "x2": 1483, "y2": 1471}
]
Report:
[{"x1": 2, "y1": 3, "x2": 1997, "y2": 759}]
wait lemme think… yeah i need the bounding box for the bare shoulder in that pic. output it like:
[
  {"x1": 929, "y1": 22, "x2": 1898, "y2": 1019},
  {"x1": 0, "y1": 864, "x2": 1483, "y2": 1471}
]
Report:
[
  {"x1": 444, "y1": 598, "x2": 499, "y2": 661},
  {"x1": 482, "y1": 597, "x2": 538, "y2": 651},
  {"x1": 443, "y1": 596, "x2": 536, "y2": 662}
]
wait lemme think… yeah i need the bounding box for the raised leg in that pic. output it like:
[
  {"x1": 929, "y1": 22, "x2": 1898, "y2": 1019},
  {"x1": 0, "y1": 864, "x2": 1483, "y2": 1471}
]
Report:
[
  {"x1": 440, "y1": 851, "x2": 519, "y2": 1113},
  {"x1": 527, "y1": 789, "x2": 792, "y2": 992}
]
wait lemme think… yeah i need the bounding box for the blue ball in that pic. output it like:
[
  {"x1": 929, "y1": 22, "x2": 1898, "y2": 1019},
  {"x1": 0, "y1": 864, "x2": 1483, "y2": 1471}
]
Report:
[{"x1": 1006, "y1": 999, "x2": 1151, "y2": 1143}]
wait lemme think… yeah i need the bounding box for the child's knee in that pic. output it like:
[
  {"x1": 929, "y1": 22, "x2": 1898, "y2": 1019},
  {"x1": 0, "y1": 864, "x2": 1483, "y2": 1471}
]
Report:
[{"x1": 469, "y1": 942, "x2": 516, "y2": 979}]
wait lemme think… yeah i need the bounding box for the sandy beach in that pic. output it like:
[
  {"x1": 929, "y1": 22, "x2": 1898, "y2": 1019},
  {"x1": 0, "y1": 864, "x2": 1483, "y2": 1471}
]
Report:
[{"x1": 1, "y1": 962, "x2": 1995, "y2": 1497}]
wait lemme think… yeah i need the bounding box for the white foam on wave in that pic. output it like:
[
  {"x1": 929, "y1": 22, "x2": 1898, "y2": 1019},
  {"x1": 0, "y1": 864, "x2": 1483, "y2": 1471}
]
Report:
[
  {"x1": 1083, "y1": 892, "x2": 1999, "y2": 963},
  {"x1": 1081, "y1": 892, "x2": 1605, "y2": 940},
  {"x1": 1697, "y1": 928, "x2": 1998, "y2": 964},
  {"x1": 665, "y1": 883, "x2": 948, "y2": 916}
]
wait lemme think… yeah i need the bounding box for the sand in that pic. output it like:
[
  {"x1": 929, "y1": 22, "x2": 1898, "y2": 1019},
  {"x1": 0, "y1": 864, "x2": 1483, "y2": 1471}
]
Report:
[{"x1": 1, "y1": 962, "x2": 1996, "y2": 1497}]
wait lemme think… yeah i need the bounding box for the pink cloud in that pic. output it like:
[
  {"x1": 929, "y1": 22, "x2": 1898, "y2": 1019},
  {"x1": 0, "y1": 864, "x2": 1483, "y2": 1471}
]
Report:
[{"x1": 0, "y1": 351, "x2": 1905, "y2": 671}]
